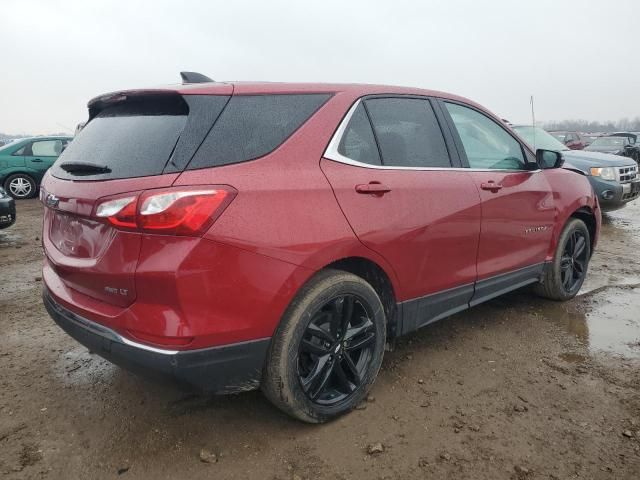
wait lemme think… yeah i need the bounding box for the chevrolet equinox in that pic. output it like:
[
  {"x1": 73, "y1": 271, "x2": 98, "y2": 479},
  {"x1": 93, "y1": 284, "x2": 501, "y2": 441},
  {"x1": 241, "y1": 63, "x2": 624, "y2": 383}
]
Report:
[{"x1": 42, "y1": 73, "x2": 601, "y2": 422}]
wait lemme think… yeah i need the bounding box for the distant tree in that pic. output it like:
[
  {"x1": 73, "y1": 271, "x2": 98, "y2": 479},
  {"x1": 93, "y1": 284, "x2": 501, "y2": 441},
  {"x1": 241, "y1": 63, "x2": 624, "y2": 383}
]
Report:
[{"x1": 543, "y1": 117, "x2": 640, "y2": 133}]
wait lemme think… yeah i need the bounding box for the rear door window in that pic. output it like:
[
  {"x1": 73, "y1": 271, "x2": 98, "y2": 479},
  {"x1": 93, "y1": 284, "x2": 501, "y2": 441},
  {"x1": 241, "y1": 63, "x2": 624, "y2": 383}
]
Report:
[
  {"x1": 31, "y1": 140, "x2": 63, "y2": 156},
  {"x1": 364, "y1": 98, "x2": 451, "y2": 168},
  {"x1": 50, "y1": 95, "x2": 190, "y2": 180},
  {"x1": 188, "y1": 94, "x2": 330, "y2": 169}
]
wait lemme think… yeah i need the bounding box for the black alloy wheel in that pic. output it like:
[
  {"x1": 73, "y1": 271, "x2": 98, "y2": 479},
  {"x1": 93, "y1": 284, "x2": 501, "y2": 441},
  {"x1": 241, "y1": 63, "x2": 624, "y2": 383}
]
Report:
[
  {"x1": 560, "y1": 229, "x2": 588, "y2": 294},
  {"x1": 534, "y1": 218, "x2": 591, "y2": 301},
  {"x1": 297, "y1": 294, "x2": 376, "y2": 405},
  {"x1": 262, "y1": 269, "x2": 386, "y2": 423}
]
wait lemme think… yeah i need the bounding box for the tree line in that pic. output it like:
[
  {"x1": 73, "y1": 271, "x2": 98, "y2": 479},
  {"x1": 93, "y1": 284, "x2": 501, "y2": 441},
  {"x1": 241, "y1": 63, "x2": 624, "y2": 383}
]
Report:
[{"x1": 543, "y1": 117, "x2": 640, "y2": 133}]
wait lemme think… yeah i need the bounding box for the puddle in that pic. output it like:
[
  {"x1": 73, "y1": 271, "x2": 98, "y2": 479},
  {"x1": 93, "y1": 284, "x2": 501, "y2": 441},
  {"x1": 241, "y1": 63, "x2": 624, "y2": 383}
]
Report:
[
  {"x1": 558, "y1": 352, "x2": 589, "y2": 364},
  {"x1": 0, "y1": 230, "x2": 26, "y2": 248},
  {"x1": 547, "y1": 287, "x2": 640, "y2": 359}
]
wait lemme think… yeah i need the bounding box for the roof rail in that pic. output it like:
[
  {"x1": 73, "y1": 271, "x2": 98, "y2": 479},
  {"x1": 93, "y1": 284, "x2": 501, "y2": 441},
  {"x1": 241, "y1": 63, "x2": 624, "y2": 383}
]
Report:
[{"x1": 180, "y1": 71, "x2": 214, "y2": 84}]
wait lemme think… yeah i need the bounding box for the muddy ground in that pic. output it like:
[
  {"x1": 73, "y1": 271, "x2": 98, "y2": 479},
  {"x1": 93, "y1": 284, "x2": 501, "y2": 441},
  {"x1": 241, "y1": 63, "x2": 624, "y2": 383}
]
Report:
[{"x1": 1, "y1": 199, "x2": 640, "y2": 480}]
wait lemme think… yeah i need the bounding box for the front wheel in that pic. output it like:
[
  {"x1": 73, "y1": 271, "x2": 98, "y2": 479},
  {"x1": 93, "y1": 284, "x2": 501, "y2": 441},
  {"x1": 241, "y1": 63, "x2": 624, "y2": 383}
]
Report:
[
  {"x1": 262, "y1": 269, "x2": 386, "y2": 423},
  {"x1": 534, "y1": 218, "x2": 591, "y2": 301}
]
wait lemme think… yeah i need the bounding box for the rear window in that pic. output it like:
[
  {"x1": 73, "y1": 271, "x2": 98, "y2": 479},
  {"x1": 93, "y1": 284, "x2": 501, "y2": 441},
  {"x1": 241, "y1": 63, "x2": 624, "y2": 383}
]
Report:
[
  {"x1": 51, "y1": 95, "x2": 189, "y2": 180},
  {"x1": 187, "y1": 94, "x2": 331, "y2": 170}
]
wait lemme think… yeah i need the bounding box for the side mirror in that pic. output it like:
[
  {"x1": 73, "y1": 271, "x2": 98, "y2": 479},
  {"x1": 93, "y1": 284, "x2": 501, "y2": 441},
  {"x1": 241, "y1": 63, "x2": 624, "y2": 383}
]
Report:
[{"x1": 536, "y1": 149, "x2": 564, "y2": 169}]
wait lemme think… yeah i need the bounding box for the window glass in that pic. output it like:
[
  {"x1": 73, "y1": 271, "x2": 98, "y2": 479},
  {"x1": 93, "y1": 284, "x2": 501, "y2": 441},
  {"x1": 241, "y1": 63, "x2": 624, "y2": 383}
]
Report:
[
  {"x1": 31, "y1": 140, "x2": 63, "y2": 156},
  {"x1": 445, "y1": 103, "x2": 526, "y2": 170},
  {"x1": 51, "y1": 96, "x2": 188, "y2": 180},
  {"x1": 189, "y1": 94, "x2": 330, "y2": 169},
  {"x1": 551, "y1": 132, "x2": 567, "y2": 141},
  {"x1": 337, "y1": 103, "x2": 381, "y2": 165},
  {"x1": 13, "y1": 145, "x2": 26, "y2": 156},
  {"x1": 364, "y1": 98, "x2": 450, "y2": 168}
]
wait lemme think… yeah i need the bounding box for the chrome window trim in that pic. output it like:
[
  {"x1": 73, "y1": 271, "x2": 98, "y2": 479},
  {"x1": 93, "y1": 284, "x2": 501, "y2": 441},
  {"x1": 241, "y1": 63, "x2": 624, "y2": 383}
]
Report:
[{"x1": 323, "y1": 99, "x2": 541, "y2": 174}]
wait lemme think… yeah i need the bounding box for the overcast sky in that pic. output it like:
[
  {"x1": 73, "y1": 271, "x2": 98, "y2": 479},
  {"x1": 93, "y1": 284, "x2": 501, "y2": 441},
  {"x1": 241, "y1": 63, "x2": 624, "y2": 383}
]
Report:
[{"x1": 1, "y1": 0, "x2": 638, "y2": 134}]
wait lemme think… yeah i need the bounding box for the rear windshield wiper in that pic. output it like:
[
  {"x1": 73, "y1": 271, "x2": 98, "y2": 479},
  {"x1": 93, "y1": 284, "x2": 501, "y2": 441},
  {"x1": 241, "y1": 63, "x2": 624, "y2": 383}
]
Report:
[{"x1": 59, "y1": 162, "x2": 111, "y2": 175}]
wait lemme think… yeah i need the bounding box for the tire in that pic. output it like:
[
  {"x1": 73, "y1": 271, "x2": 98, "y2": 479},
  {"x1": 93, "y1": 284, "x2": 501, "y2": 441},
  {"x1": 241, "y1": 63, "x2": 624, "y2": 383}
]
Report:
[
  {"x1": 4, "y1": 173, "x2": 37, "y2": 199},
  {"x1": 534, "y1": 218, "x2": 591, "y2": 301},
  {"x1": 262, "y1": 269, "x2": 387, "y2": 423}
]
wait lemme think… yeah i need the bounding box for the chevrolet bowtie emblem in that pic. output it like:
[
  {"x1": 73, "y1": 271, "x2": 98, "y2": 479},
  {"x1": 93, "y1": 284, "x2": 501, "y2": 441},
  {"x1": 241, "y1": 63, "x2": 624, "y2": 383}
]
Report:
[{"x1": 46, "y1": 194, "x2": 60, "y2": 208}]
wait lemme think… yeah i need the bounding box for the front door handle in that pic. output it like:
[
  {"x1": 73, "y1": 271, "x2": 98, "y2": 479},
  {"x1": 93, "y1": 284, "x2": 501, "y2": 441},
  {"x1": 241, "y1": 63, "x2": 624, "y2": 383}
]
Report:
[
  {"x1": 480, "y1": 181, "x2": 503, "y2": 192},
  {"x1": 355, "y1": 182, "x2": 391, "y2": 195},
  {"x1": 32, "y1": 158, "x2": 43, "y2": 163}
]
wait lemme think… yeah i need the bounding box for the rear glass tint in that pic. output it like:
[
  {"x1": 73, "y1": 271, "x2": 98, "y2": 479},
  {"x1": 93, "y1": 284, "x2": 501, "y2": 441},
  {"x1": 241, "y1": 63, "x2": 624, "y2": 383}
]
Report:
[
  {"x1": 51, "y1": 95, "x2": 189, "y2": 181},
  {"x1": 188, "y1": 94, "x2": 331, "y2": 169}
]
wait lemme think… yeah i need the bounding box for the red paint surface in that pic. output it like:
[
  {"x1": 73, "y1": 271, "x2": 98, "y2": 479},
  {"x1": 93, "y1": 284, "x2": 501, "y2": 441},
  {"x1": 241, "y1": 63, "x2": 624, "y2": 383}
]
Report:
[{"x1": 42, "y1": 83, "x2": 600, "y2": 351}]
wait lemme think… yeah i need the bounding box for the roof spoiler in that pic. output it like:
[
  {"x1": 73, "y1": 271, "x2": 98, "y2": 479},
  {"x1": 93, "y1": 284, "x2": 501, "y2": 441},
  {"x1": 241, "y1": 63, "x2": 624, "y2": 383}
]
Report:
[{"x1": 180, "y1": 71, "x2": 214, "y2": 84}]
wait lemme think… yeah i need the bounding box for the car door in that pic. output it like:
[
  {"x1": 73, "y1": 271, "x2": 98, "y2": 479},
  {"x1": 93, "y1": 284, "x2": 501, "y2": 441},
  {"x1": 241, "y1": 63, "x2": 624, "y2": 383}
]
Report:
[
  {"x1": 440, "y1": 100, "x2": 555, "y2": 305},
  {"x1": 321, "y1": 96, "x2": 482, "y2": 333}
]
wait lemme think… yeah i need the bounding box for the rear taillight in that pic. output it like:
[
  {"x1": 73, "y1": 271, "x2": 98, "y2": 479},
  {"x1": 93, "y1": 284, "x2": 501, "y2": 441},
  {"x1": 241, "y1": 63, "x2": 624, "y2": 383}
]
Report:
[
  {"x1": 95, "y1": 186, "x2": 236, "y2": 236},
  {"x1": 96, "y1": 196, "x2": 137, "y2": 228}
]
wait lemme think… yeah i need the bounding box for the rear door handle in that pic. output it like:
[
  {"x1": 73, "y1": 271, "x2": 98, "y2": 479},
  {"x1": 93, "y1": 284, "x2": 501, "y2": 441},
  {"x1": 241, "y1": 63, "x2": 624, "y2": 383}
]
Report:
[
  {"x1": 480, "y1": 181, "x2": 503, "y2": 192},
  {"x1": 32, "y1": 158, "x2": 43, "y2": 163},
  {"x1": 355, "y1": 182, "x2": 391, "y2": 195}
]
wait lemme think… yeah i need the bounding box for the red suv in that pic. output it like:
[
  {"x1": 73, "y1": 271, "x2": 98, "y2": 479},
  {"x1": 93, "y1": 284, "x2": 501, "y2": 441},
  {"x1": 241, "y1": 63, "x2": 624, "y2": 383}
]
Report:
[{"x1": 42, "y1": 74, "x2": 600, "y2": 423}]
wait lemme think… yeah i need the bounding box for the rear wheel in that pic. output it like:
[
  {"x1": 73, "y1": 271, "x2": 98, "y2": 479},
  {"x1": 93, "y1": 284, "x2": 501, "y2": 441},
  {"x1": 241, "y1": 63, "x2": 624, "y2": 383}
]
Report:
[
  {"x1": 534, "y1": 218, "x2": 591, "y2": 301},
  {"x1": 262, "y1": 269, "x2": 386, "y2": 423},
  {"x1": 4, "y1": 173, "x2": 36, "y2": 199}
]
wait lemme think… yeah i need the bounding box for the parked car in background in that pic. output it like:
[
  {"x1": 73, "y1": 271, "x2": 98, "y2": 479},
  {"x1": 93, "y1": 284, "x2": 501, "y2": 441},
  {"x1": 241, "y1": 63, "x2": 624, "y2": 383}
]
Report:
[
  {"x1": 513, "y1": 125, "x2": 640, "y2": 211},
  {"x1": 0, "y1": 186, "x2": 16, "y2": 229},
  {"x1": 0, "y1": 136, "x2": 72, "y2": 199},
  {"x1": 582, "y1": 133, "x2": 602, "y2": 146},
  {"x1": 549, "y1": 130, "x2": 588, "y2": 150},
  {"x1": 610, "y1": 132, "x2": 638, "y2": 145},
  {"x1": 585, "y1": 134, "x2": 640, "y2": 162},
  {"x1": 42, "y1": 74, "x2": 601, "y2": 423}
]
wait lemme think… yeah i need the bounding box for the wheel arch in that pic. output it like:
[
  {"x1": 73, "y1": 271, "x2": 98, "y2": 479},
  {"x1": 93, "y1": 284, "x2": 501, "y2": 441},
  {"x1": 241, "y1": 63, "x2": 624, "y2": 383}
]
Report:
[
  {"x1": 570, "y1": 207, "x2": 597, "y2": 255},
  {"x1": 546, "y1": 201, "x2": 599, "y2": 262},
  {"x1": 320, "y1": 256, "x2": 399, "y2": 338}
]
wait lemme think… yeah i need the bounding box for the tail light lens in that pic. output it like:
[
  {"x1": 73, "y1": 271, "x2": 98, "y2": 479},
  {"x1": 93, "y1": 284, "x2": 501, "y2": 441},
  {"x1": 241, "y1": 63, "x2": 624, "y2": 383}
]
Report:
[
  {"x1": 95, "y1": 186, "x2": 236, "y2": 236},
  {"x1": 96, "y1": 196, "x2": 137, "y2": 228}
]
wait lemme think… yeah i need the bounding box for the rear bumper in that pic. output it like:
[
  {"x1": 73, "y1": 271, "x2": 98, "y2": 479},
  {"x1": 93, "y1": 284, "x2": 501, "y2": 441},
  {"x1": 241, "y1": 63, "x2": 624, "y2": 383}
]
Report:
[{"x1": 43, "y1": 287, "x2": 270, "y2": 394}]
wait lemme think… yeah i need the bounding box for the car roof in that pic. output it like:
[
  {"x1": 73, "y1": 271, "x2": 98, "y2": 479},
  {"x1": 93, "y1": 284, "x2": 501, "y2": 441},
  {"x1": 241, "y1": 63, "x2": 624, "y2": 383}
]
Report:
[
  {"x1": 88, "y1": 81, "x2": 484, "y2": 111},
  {"x1": 0, "y1": 136, "x2": 72, "y2": 151},
  {"x1": 13, "y1": 135, "x2": 72, "y2": 142},
  {"x1": 609, "y1": 132, "x2": 637, "y2": 139}
]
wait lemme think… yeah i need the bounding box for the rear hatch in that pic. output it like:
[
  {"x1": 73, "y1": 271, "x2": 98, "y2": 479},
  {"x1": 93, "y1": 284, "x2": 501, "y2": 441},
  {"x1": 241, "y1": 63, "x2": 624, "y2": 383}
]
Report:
[{"x1": 42, "y1": 87, "x2": 232, "y2": 307}]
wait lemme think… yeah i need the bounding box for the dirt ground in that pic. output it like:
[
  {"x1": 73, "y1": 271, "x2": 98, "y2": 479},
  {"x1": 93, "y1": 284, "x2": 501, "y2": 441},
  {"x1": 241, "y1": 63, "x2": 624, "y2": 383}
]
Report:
[{"x1": 1, "y1": 199, "x2": 640, "y2": 480}]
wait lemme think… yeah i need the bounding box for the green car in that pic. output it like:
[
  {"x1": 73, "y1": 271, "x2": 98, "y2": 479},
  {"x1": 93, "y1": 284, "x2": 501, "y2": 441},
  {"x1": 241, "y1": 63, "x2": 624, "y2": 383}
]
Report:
[{"x1": 0, "y1": 136, "x2": 72, "y2": 199}]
